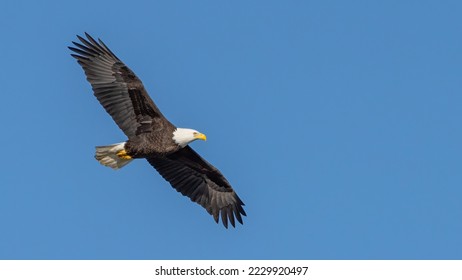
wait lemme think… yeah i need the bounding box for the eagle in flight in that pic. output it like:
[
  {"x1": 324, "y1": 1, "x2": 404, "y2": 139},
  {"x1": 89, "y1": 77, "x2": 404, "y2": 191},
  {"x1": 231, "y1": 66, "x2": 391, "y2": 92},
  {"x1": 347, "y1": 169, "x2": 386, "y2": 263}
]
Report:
[{"x1": 69, "y1": 33, "x2": 246, "y2": 228}]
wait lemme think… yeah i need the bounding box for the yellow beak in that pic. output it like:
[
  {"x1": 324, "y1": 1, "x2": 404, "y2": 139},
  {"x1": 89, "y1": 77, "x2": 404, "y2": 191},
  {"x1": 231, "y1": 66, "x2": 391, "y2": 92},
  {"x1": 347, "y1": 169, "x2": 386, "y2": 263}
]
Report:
[{"x1": 195, "y1": 133, "x2": 207, "y2": 141}]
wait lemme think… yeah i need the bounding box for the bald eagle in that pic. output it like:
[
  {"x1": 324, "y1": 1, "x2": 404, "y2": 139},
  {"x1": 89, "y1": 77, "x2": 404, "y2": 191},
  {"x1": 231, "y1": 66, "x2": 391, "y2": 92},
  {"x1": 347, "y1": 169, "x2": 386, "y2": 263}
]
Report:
[{"x1": 69, "y1": 33, "x2": 246, "y2": 228}]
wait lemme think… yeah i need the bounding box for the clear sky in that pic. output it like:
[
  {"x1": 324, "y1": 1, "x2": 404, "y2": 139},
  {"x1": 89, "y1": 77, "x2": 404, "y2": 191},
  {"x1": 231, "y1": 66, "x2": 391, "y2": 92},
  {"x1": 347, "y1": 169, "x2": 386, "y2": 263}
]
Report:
[{"x1": 0, "y1": 0, "x2": 461, "y2": 260}]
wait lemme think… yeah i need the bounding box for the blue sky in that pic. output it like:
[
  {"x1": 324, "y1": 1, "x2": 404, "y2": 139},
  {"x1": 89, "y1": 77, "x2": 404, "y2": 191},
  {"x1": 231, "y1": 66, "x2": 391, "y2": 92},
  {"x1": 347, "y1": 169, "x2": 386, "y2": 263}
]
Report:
[{"x1": 0, "y1": 0, "x2": 461, "y2": 259}]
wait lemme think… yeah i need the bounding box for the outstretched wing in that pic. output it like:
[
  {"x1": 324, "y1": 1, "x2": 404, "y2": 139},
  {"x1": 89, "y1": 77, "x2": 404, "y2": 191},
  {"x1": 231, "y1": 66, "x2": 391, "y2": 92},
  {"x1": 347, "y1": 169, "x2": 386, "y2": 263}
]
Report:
[
  {"x1": 69, "y1": 33, "x2": 168, "y2": 138},
  {"x1": 147, "y1": 146, "x2": 246, "y2": 228}
]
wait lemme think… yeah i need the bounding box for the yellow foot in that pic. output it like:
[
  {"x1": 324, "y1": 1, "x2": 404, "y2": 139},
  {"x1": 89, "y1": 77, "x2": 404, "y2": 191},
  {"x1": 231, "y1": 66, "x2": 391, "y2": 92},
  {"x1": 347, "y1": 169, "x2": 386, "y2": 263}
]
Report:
[{"x1": 116, "y1": 149, "x2": 132, "y2": 160}]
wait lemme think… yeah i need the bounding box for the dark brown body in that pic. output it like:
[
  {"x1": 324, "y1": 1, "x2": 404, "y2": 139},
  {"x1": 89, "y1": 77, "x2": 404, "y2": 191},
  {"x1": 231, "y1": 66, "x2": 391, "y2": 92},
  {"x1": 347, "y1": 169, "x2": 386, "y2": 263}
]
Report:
[{"x1": 125, "y1": 123, "x2": 179, "y2": 158}]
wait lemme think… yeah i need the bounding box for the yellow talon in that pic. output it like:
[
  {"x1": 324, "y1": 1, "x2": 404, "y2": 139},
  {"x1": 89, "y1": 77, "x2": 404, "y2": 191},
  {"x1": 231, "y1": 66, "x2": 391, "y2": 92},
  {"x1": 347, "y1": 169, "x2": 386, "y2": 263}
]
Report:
[{"x1": 116, "y1": 149, "x2": 132, "y2": 160}]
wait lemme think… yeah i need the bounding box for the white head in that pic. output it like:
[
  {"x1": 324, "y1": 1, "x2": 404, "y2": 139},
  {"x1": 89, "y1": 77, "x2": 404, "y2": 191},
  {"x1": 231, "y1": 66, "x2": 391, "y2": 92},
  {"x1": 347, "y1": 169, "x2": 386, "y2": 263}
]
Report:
[{"x1": 172, "y1": 128, "x2": 207, "y2": 148}]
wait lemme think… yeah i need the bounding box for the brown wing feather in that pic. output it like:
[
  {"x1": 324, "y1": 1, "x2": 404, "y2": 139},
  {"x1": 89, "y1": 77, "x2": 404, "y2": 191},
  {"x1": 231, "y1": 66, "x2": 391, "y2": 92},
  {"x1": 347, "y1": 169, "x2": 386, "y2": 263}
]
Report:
[
  {"x1": 69, "y1": 33, "x2": 167, "y2": 138},
  {"x1": 147, "y1": 146, "x2": 246, "y2": 228}
]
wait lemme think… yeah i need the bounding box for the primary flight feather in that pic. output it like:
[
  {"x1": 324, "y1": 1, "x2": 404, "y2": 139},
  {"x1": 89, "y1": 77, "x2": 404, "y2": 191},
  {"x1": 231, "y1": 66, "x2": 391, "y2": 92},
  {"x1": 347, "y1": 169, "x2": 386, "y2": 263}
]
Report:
[{"x1": 69, "y1": 33, "x2": 246, "y2": 228}]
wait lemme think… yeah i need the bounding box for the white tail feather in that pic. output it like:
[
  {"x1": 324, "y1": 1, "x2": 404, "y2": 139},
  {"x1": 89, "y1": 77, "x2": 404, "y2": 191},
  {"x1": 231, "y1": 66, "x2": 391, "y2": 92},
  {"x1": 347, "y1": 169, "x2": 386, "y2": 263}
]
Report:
[{"x1": 95, "y1": 142, "x2": 133, "y2": 169}]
